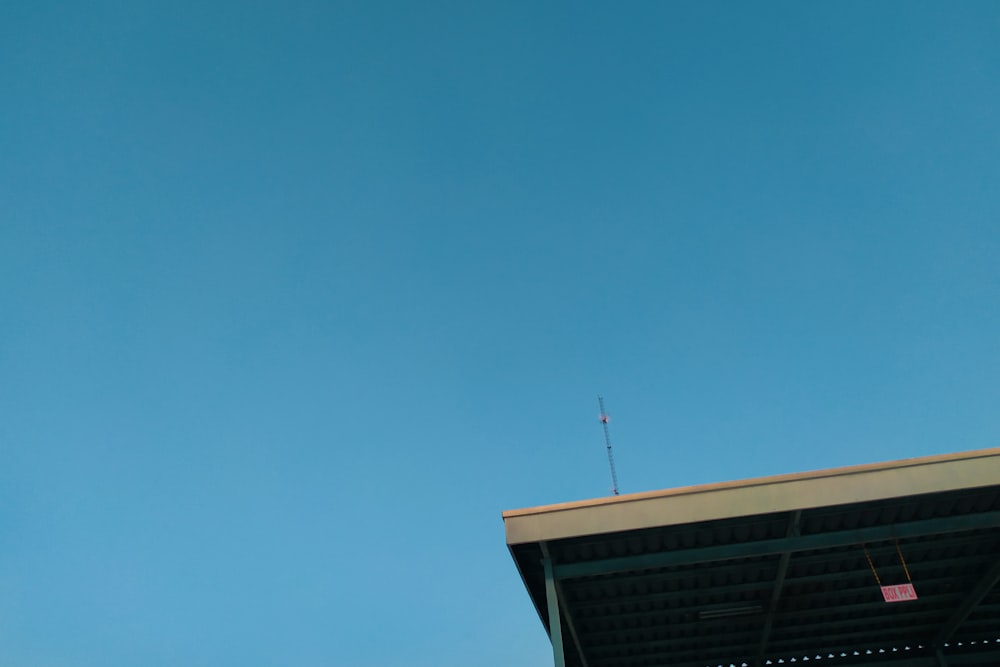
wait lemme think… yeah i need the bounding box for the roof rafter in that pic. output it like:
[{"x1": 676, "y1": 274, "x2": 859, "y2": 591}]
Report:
[
  {"x1": 755, "y1": 510, "x2": 800, "y2": 666},
  {"x1": 554, "y1": 511, "x2": 1000, "y2": 580},
  {"x1": 934, "y1": 558, "x2": 1000, "y2": 647}
]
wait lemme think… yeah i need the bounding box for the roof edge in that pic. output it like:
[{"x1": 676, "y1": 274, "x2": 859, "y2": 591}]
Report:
[{"x1": 502, "y1": 447, "x2": 1000, "y2": 520}]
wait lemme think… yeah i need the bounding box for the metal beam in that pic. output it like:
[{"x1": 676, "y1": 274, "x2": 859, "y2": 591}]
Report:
[
  {"x1": 573, "y1": 584, "x2": 969, "y2": 634},
  {"x1": 583, "y1": 613, "x2": 946, "y2": 655},
  {"x1": 562, "y1": 530, "x2": 992, "y2": 588},
  {"x1": 590, "y1": 642, "x2": 1000, "y2": 667},
  {"x1": 553, "y1": 511, "x2": 1000, "y2": 579},
  {"x1": 543, "y1": 550, "x2": 566, "y2": 667},
  {"x1": 754, "y1": 642, "x2": 936, "y2": 665},
  {"x1": 755, "y1": 510, "x2": 800, "y2": 667},
  {"x1": 636, "y1": 656, "x2": 942, "y2": 667},
  {"x1": 587, "y1": 638, "x2": 757, "y2": 667},
  {"x1": 579, "y1": 607, "x2": 949, "y2": 650},
  {"x1": 588, "y1": 624, "x2": 942, "y2": 667},
  {"x1": 696, "y1": 650, "x2": 998, "y2": 667},
  {"x1": 572, "y1": 590, "x2": 966, "y2": 628},
  {"x1": 564, "y1": 559, "x2": 782, "y2": 599},
  {"x1": 933, "y1": 557, "x2": 1000, "y2": 647},
  {"x1": 567, "y1": 553, "x2": 991, "y2": 611},
  {"x1": 541, "y1": 543, "x2": 589, "y2": 667}
]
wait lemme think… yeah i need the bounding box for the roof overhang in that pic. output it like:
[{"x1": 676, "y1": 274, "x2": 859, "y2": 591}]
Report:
[{"x1": 504, "y1": 448, "x2": 1000, "y2": 667}]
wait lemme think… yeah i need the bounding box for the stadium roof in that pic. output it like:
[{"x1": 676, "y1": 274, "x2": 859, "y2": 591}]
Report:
[{"x1": 503, "y1": 448, "x2": 1000, "y2": 667}]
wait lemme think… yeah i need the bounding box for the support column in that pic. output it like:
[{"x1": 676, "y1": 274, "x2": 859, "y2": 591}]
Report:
[
  {"x1": 543, "y1": 552, "x2": 566, "y2": 667},
  {"x1": 935, "y1": 647, "x2": 949, "y2": 667}
]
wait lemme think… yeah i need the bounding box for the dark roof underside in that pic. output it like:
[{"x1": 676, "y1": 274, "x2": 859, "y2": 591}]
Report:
[{"x1": 509, "y1": 480, "x2": 1000, "y2": 667}]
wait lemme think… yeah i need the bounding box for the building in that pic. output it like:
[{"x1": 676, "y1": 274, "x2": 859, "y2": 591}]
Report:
[{"x1": 503, "y1": 448, "x2": 1000, "y2": 667}]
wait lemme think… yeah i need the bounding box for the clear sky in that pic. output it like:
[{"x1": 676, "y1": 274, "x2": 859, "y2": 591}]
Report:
[{"x1": 2, "y1": 2, "x2": 999, "y2": 665}]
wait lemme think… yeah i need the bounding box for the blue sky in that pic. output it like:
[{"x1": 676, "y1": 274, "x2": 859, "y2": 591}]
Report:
[{"x1": 2, "y1": 2, "x2": 999, "y2": 665}]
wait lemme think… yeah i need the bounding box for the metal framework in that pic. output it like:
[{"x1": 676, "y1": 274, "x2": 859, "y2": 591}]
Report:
[{"x1": 504, "y1": 449, "x2": 1000, "y2": 667}]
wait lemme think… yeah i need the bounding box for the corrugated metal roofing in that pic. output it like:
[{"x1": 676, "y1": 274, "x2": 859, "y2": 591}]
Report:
[{"x1": 504, "y1": 449, "x2": 1000, "y2": 667}]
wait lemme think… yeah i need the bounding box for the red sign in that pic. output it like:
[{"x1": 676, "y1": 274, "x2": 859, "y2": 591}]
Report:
[{"x1": 881, "y1": 583, "x2": 918, "y2": 602}]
